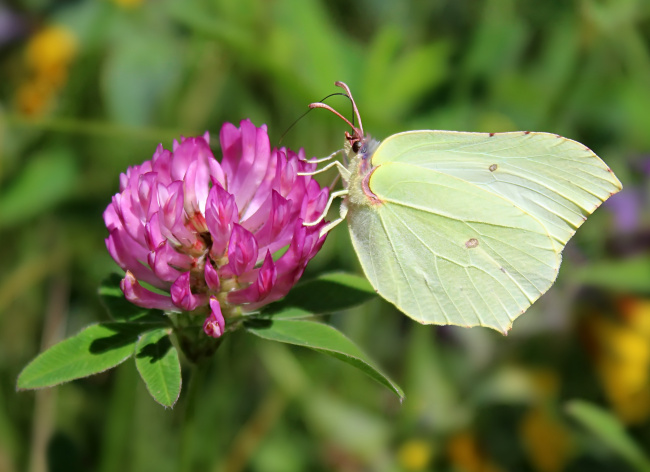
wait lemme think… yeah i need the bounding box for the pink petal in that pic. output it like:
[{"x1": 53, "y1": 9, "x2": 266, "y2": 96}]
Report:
[
  {"x1": 115, "y1": 188, "x2": 147, "y2": 244},
  {"x1": 147, "y1": 241, "x2": 192, "y2": 282},
  {"x1": 273, "y1": 151, "x2": 298, "y2": 198},
  {"x1": 144, "y1": 212, "x2": 165, "y2": 251},
  {"x1": 106, "y1": 228, "x2": 164, "y2": 289},
  {"x1": 203, "y1": 297, "x2": 226, "y2": 338},
  {"x1": 254, "y1": 191, "x2": 294, "y2": 256},
  {"x1": 204, "y1": 260, "x2": 220, "y2": 291},
  {"x1": 239, "y1": 150, "x2": 279, "y2": 220},
  {"x1": 231, "y1": 120, "x2": 272, "y2": 210},
  {"x1": 159, "y1": 181, "x2": 197, "y2": 248},
  {"x1": 222, "y1": 224, "x2": 258, "y2": 277},
  {"x1": 137, "y1": 172, "x2": 160, "y2": 219},
  {"x1": 256, "y1": 251, "x2": 277, "y2": 298},
  {"x1": 227, "y1": 250, "x2": 277, "y2": 305},
  {"x1": 173, "y1": 136, "x2": 216, "y2": 216},
  {"x1": 103, "y1": 203, "x2": 122, "y2": 232},
  {"x1": 302, "y1": 184, "x2": 329, "y2": 223},
  {"x1": 219, "y1": 122, "x2": 242, "y2": 191},
  {"x1": 182, "y1": 160, "x2": 200, "y2": 216},
  {"x1": 151, "y1": 146, "x2": 173, "y2": 185},
  {"x1": 205, "y1": 183, "x2": 238, "y2": 258},
  {"x1": 121, "y1": 271, "x2": 176, "y2": 310},
  {"x1": 170, "y1": 272, "x2": 207, "y2": 311}
]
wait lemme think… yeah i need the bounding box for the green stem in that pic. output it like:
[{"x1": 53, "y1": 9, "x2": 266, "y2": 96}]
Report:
[
  {"x1": 98, "y1": 363, "x2": 138, "y2": 472},
  {"x1": 178, "y1": 360, "x2": 210, "y2": 472}
]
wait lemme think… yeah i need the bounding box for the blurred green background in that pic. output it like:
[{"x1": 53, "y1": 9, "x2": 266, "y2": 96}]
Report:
[{"x1": 2, "y1": 0, "x2": 650, "y2": 471}]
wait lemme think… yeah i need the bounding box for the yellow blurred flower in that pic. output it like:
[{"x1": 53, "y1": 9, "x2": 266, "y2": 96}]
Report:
[
  {"x1": 588, "y1": 297, "x2": 650, "y2": 424},
  {"x1": 520, "y1": 406, "x2": 573, "y2": 472},
  {"x1": 620, "y1": 297, "x2": 650, "y2": 336},
  {"x1": 16, "y1": 25, "x2": 78, "y2": 116},
  {"x1": 447, "y1": 430, "x2": 503, "y2": 472},
  {"x1": 528, "y1": 369, "x2": 560, "y2": 400},
  {"x1": 25, "y1": 25, "x2": 77, "y2": 87},
  {"x1": 15, "y1": 79, "x2": 53, "y2": 117},
  {"x1": 397, "y1": 438, "x2": 434, "y2": 471}
]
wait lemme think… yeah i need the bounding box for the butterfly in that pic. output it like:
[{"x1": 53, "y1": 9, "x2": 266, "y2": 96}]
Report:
[{"x1": 302, "y1": 82, "x2": 622, "y2": 334}]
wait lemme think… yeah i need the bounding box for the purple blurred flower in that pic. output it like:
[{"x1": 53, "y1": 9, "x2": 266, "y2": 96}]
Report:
[
  {"x1": 104, "y1": 120, "x2": 329, "y2": 338},
  {"x1": 604, "y1": 156, "x2": 649, "y2": 235},
  {"x1": 0, "y1": 7, "x2": 27, "y2": 46},
  {"x1": 606, "y1": 189, "x2": 642, "y2": 233}
]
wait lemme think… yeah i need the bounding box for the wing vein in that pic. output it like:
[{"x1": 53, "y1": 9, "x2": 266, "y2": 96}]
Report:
[
  {"x1": 384, "y1": 205, "x2": 473, "y2": 326},
  {"x1": 377, "y1": 210, "x2": 426, "y2": 322}
]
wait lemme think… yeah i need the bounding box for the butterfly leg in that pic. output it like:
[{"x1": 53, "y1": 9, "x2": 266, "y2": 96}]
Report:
[
  {"x1": 303, "y1": 189, "x2": 348, "y2": 227},
  {"x1": 297, "y1": 161, "x2": 351, "y2": 182},
  {"x1": 300, "y1": 149, "x2": 345, "y2": 164},
  {"x1": 317, "y1": 199, "x2": 348, "y2": 237}
]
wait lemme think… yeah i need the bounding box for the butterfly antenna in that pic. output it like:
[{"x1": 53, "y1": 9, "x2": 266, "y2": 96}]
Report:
[
  {"x1": 279, "y1": 92, "x2": 350, "y2": 145},
  {"x1": 334, "y1": 81, "x2": 364, "y2": 136},
  {"x1": 308, "y1": 102, "x2": 358, "y2": 130}
]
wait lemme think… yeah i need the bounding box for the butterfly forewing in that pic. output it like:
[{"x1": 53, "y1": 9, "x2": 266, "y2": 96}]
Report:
[{"x1": 372, "y1": 131, "x2": 621, "y2": 251}]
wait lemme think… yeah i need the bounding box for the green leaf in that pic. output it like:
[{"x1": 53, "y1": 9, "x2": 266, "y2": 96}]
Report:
[
  {"x1": 17, "y1": 322, "x2": 165, "y2": 390},
  {"x1": 261, "y1": 272, "x2": 377, "y2": 320},
  {"x1": 135, "y1": 329, "x2": 181, "y2": 408},
  {"x1": 246, "y1": 319, "x2": 404, "y2": 400},
  {"x1": 566, "y1": 400, "x2": 650, "y2": 472},
  {"x1": 99, "y1": 274, "x2": 168, "y2": 323},
  {"x1": 574, "y1": 258, "x2": 650, "y2": 294}
]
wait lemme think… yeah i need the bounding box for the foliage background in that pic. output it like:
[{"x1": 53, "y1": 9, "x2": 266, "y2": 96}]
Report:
[{"x1": 1, "y1": 0, "x2": 650, "y2": 471}]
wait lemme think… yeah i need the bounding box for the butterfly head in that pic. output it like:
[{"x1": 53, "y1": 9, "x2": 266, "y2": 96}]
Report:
[
  {"x1": 347, "y1": 132, "x2": 379, "y2": 176},
  {"x1": 309, "y1": 82, "x2": 382, "y2": 207}
]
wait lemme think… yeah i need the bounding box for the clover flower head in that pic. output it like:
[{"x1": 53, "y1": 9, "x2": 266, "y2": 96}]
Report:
[{"x1": 104, "y1": 120, "x2": 329, "y2": 338}]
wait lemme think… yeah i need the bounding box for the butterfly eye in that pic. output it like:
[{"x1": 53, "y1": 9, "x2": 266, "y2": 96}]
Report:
[{"x1": 352, "y1": 141, "x2": 361, "y2": 153}]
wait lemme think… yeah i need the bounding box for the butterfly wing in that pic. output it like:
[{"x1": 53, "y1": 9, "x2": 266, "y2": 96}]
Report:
[{"x1": 347, "y1": 131, "x2": 621, "y2": 332}]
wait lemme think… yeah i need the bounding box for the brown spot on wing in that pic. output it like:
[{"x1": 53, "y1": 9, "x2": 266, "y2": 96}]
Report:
[{"x1": 465, "y1": 238, "x2": 479, "y2": 248}]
